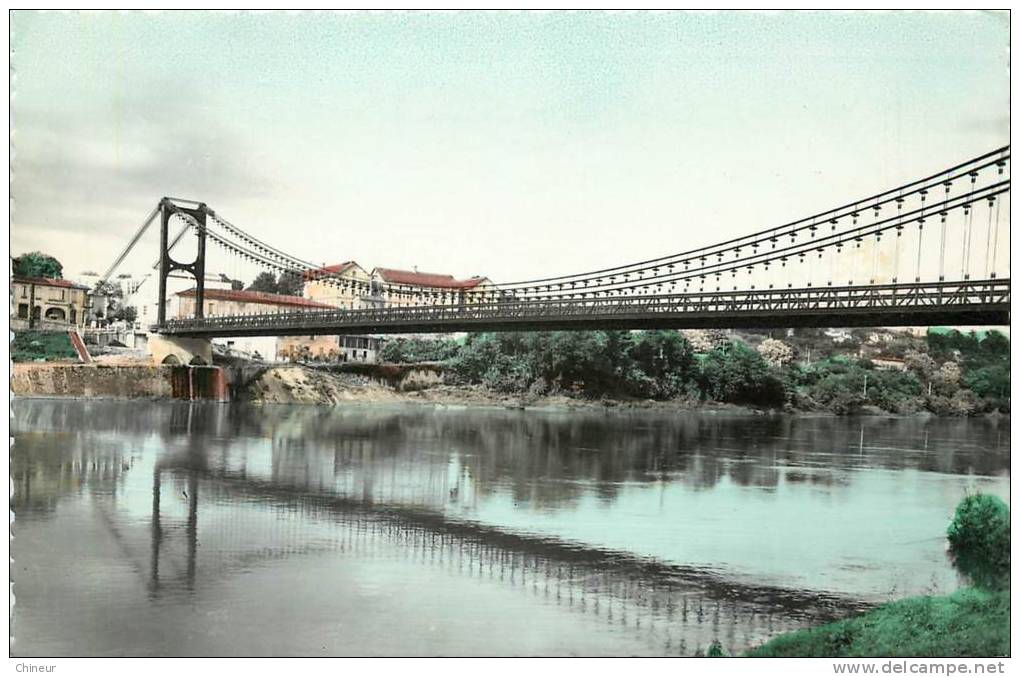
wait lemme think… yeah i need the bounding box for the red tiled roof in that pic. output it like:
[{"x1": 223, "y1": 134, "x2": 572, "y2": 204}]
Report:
[
  {"x1": 12, "y1": 276, "x2": 89, "y2": 290},
  {"x1": 303, "y1": 261, "x2": 362, "y2": 282},
  {"x1": 374, "y1": 268, "x2": 488, "y2": 289},
  {"x1": 176, "y1": 288, "x2": 334, "y2": 309}
]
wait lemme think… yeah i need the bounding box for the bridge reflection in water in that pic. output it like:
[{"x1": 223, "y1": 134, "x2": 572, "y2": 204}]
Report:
[
  {"x1": 142, "y1": 405, "x2": 877, "y2": 656},
  {"x1": 13, "y1": 400, "x2": 1008, "y2": 656},
  {"x1": 150, "y1": 465, "x2": 868, "y2": 656}
]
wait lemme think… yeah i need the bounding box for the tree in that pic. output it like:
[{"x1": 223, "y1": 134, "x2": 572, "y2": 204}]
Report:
[
  {"x1": 864, "y1": 369, "x2": 923, "y2": 412},
  {"x1": 623, "y1": 331, "x2": 697, "y2": 398},
  {"x1": 904, "y1": 350, "x2": 937, "y2": 377},
  {"x1": 449, "y1": 332, "x2": 533, "y2": 392},
  {"x1": 91, "y1": 280, "x2": 137, "y2": 324},
  {"x1": 684, "y1": 329, "x2": 729, "y2": 353},
  {"x1": 965, "y1": 364, "x2": 1010, "y2": 400},
  {"x1": 277, "y1": 270, "x2": 304, "y2": 296},
  {"x1": 247, "y1": 271, "x2": 279, "y2": 293},
  {"x1": 980, "y1": 331, "x2": 1010, "y2": 361},
  {"x1": 810, "y1": 371, "x2": 867, "y2": 414},
  {"x1": 218, "y1": 273, "x2": 245, "y2": 291},
  {"x1": 13, "y1": 251, "x2": 63, "y2": 279},
  {"x1": 904, "y1": 350, "x2": 938, "y2": 394},
  {"x1": 628, "y1": 331, "x2": 696, "y2": 379},
  {"x1": 114, "y1": 305, "x2": 138, "y2": 323},
  {"x1": 932, "y1": 361, "x2": 962, "y2": 396},
  {"x1": 757, "y1": 338, "x2": 795, "y2": 367},
  {"x1": 698, "y1": 342, "x2": 786, "y2": 407},
  {"x1": 381, "y1": 337, "x2": 460, "y2": 363},
  {"x1": 928, "y1": 329, "x2": 981, "y2": 363},
  {"x1": 245, "y1": 271, "x2": 303, "y2": 296}
]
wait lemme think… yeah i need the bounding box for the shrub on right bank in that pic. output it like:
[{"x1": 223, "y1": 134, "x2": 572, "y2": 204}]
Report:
[
  {"x1": 946, "y1": 493, "x2": 1010, "y2": 590},
  {"x1": 747, "y1": 494, "x2": 1011, "y2": 657}
]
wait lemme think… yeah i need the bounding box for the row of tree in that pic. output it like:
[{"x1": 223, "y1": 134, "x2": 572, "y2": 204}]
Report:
[
  {"x1": 381, "y1": 329, "x2": 1010, "y2": 415},
  {"x1": 245, "y1": 271, "x2": 303, "y2": 296}
]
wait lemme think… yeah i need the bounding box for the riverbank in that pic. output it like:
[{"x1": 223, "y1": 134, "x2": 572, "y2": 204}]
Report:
[
  {"x1": 746, "y1": 585, "x2": 1009, "y2": 657},
  {"x1": 8, "y1": 361, "x2": 766, "y2": 413},
  {"x1": 747, "y1": 493, "x2": 1011, "y2": 658},
  {"x1": 11, "y1": 361, "x2": 1012, "y2": 419},
  {"x1": 12, "y1": 326, "x2": 1010, "y2": 415}
]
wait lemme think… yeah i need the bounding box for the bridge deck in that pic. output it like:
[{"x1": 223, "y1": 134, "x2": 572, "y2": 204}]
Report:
[{"x1": 157, "y1": 279, "x2": 1010, "y2": 337}]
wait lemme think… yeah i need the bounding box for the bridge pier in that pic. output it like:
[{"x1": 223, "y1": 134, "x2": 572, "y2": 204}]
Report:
[{"x1": 148, "y1": 334, "x2": 213, "y2": 366}]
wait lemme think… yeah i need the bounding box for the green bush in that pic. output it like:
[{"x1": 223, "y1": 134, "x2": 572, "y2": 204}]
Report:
[
  {"x1": 864, "y1": 369, "x2": 923, "y2": 412},
  {"x1": 810, "y1": 372, "x2": 866, "y2": 413},
  {"x1": 448, "y1": 330, "x2": 700, "y2": 399},
  {"x1": 964, "y1": 364, "x2": 1010, "y2": 400},
  {"x1": 706, "y1": 641, "x2": 726, "y2": 657},
  {"x1": 698, "y1": 342, "x2": 787, "y2": 407},
  {"x1": 926, "y1": 390, "x2": 983, "y2": 417},
  {"x1": 380, "y1": 337, "x2": 460, "y2": 363},
  {"x1": 947, "y1": 494, "x2": 1010, "y2": 590}
]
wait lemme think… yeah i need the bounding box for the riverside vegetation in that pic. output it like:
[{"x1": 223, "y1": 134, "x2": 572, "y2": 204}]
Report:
[
  {"x1": 13, "y1": 326, "x2": 1008, "y2": 416},
  {"x1": 11, "y1": 331, "x2": 77, "y2": 362},
  {"x1": 380, "y1": 328, "x2": 1010, "y2": 416},
  {"x1": 745, "y1": 494, "x2": 1010, "y2": 657}
]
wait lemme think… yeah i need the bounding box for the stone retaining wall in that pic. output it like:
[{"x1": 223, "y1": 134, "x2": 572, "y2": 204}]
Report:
[{"x1": 12, "y1": 363, "x2": 174, "y2": 399}]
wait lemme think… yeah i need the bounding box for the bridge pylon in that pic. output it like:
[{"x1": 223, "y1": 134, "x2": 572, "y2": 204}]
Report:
[{"x1": 157, "y1": 198, "x2": 209, "y2": 326}]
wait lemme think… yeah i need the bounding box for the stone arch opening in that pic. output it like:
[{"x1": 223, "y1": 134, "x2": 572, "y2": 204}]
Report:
[
  {"x1": 161, "y1": 354, "x2": 182, "y2": 365},
  {"x1": 188, "y1": 356, "x2": 208, "y2": 366},
  {"x1": 44, "y1": 307, "x2": 66, "y2": 321}
]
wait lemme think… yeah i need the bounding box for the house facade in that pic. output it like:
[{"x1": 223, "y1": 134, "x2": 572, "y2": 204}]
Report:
[
  {"x1": 175, "y1": 287, "x2": 383, "y2": 363},
  {"x1": 11, "y1": 276, "x2": 89, "y2": 327},
  {"x1": 303, "y1": 261, "x2": 374, "y2": 310},
  {"x1": 370, "y1": 268, "x2": 496, "y2": 307},
  {"x1": 338, "y1": 335, "x2": 384, "y2": 363},
  {"x1": 175, "y1": 288, "x2": 335, "y2": 362},
  {"x1": 277, "y1": 334, "x2": 384, "y2": 363},
  {"x1": 176, "y1": 287, "x2": 335, "y2": 318}
]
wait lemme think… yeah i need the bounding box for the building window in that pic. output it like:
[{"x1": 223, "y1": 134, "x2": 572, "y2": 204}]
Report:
[
  {"x1": 20, "y1": 287, "x2": 27, "y2": 298},
  {"x1": 17, "y1": 304, "x2": 27, "y2": 319}
]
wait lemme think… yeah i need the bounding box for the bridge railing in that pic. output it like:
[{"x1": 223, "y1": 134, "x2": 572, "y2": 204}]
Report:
[{"x1": 158, "y1": 279, "x2": 1010, "y2": 334}]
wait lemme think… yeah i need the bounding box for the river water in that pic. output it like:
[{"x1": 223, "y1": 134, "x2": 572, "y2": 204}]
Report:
[{"x1": 10, "y1": 399, "x2": 1009, "y2": 657}]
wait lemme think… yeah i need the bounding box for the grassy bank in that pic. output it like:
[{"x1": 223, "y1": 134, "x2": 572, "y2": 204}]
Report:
[
  {"x1": 748, "y1": 494, "x2": 1010, "y2": 658},
  {"x1": 12, "y1": 330, "x2": 77, "y2": 362},
  {"x1": 746, "y1": 587, "x2": 1009, "y2": 658}
]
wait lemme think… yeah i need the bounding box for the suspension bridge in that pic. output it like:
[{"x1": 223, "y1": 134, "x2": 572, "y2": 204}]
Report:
[{"x1": 105, "y1": 147, "x2": 1010, "y2": 337}]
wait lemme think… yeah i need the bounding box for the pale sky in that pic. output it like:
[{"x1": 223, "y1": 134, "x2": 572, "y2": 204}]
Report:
[{"x1": 10, "y1": 11, "x2": 1009, "y2": 291}]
